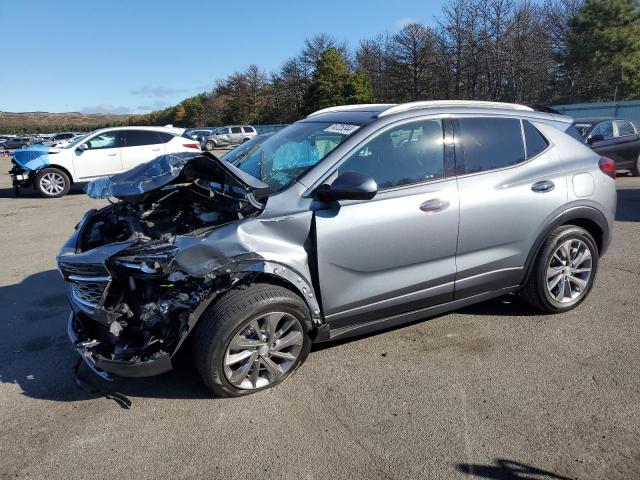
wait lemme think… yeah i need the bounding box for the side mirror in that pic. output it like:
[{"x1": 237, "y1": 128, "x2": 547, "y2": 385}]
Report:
[
  {"x1": 77, "y1": 143, "x2": 89, "y2": 151},
  {"x1": 314, "y1": 171, "x2": 378, "y2": 201},
  {"x1": 588, "y1": 134, "x2": 605, "y2": 144}
]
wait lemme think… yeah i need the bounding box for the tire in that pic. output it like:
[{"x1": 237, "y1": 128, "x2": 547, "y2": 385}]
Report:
[
  {"x1": 204, "y1": 140, "x2": 215, "y2": 151},
  {"x1": 521, "y1": 225, "x2": 598, "y2": 313},
  {"x1": 192, "y1": 283, "x2": 312, "y2": 397},
  {"x1": 241, "y1": 137, "x2": 250, "y2": 143},
  {"x1": 629, "y1": 155, "x2": 640, "y2": 176},
  {"x1": 35, "y1": 167, "x2": 70, "y2": 198}
]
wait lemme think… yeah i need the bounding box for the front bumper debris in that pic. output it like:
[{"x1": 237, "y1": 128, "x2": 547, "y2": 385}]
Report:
[{"x1": 67, "y1": 312, "x2": 173, "y2": 379}]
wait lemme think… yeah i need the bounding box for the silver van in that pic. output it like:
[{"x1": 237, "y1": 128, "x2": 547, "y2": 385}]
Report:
[{"x1": 201, "y1": 125, "x2": 257, "y2": 150}]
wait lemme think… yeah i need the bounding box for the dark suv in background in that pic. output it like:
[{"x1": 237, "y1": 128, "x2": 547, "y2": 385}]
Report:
[{"x1": 574, "y1": 117, "x2": 640, "y2": 175}]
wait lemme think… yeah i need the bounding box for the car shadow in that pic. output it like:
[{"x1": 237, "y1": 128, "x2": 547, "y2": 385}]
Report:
[
  {"x1": 0, "y1": 185, "x2": 87, "y2": 199},
  {"x1": 0, "y1": 269, "x2": 213, "y2": 405},
  {"x1": 456, "y1": 458, "x2": 572, "y2": 479},
  {"x1": 616, "y1": 188, "x2": 640, "y2": 222}
]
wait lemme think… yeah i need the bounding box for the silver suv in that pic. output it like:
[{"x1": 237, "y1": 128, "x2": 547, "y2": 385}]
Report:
[
  {"x1": 201, "y1": 125, "x2": 257, "y2": 151},
  {"x1": 59, "y1": 101, "x2": 616, "y2": 397}
]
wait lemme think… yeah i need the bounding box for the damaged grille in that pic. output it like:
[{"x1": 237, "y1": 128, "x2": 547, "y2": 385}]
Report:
[
  {"x1": 71, "y1": 282, "x2": 108, "y2": 308},
  {"x1": 60, "y1": 263, "x2": 110, "y2": 309}
]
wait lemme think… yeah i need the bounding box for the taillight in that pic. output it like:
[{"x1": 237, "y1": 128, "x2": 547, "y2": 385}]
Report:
[
  {"x1": 598, "y1": 156, "x2": 616, "y2": 179},
  {"x1": 183, "y1": 143, "x2": 200, "y2": 150}
]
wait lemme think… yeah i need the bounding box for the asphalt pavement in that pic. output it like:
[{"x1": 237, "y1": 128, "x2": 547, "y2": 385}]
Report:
[{"x1": 1, "y1": 153, "x2": 639, "y2": 479}]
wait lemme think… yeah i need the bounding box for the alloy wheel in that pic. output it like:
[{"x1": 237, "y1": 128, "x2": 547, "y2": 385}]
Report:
[
  {"x1": 223, "y1": 312, "x2": 304, "y2": 390},
  {"x1": 39, "y1": 172, "x2": 65, "y2": 195},
  {"x1": 546, "y1": 239, "x2": 593, "y2": 304}
]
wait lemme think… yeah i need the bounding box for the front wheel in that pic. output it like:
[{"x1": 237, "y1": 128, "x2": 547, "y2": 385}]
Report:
[
  {"x1": 35, "y1": 168, "x2": 70, "y2": 198},
  {"x1": 192, "y1": 283, "x2": 312, "y2": 397},
  {"x1": 204, "y1": 140, "x2": 215, "y2": 151},
  {"x1": 521, "y1": 225, "x2": 598, "y2": 313}
]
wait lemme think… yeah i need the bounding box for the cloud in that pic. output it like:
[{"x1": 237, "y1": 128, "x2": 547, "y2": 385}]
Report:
[
  {"x1": 80, "y1": 104, "x2": 132, "y2": 114},
  {"x1": 395, "y1": 17, "x2": 418, "y2": 29},
  {"x1": 131, "y1": 85, "x2": 186, "y2": 98}
]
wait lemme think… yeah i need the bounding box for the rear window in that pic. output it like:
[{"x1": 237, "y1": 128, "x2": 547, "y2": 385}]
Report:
[
  {"x1": 123, "y1": 130, "x2": 164, "y2": 147},
  {"x1": 457, "y1": 118, "x2": 525, "y2": 174},
  {"x1": 523, "y1": 121, "x2": 549, "y2": 158}
]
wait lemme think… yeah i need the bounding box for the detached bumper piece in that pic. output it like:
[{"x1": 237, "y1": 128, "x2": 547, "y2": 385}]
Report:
[{"x1": 68, "y1": 312, "x2": 173, "y2": 379}]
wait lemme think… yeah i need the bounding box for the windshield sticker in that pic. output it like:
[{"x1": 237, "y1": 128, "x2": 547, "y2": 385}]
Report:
[{"x1": 323, "y1": 124, "x2": 360, "y2": 135}]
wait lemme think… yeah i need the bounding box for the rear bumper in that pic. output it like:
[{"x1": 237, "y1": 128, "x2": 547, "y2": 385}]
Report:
[{"x1": 67, "y1": 312, "x2": 172, "y2": 380}]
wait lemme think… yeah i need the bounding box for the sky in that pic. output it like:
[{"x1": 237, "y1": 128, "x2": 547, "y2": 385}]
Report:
[{"x1": 0, "y1": 0, "x2": 443, "y2": 114}]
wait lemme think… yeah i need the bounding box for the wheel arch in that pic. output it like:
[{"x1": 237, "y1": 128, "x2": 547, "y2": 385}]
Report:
[
  {"x1": 522, "y1": 205, "x2": 609, "y2": 285},
  {"x1": 42, "y1": 164, "x2": 75, "y2": 185}
]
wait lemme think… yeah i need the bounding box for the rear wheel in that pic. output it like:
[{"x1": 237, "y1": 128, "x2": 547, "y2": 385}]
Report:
[
  {"x1": 204, "y1": 140, "x2": 215, "y2": 151},
  {"x1": 35, "y1": 168, "x2": 70, "y2": 198},
  {"x1": 192, "y1": 283, "x2": 312, "y2": 397},
  {"x1": 521, "y1": 225, "x2": 598, "y2": 313}
]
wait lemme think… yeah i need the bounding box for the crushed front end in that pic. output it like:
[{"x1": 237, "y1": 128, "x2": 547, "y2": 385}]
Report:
[{"x1": 58, "y1": 153, "x2": 268, "y2": 379}]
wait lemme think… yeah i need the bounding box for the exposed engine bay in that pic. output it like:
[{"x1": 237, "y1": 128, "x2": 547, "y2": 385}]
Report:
[{"x1": 61, "y1": 153, "x2": 272, "y2": 373}]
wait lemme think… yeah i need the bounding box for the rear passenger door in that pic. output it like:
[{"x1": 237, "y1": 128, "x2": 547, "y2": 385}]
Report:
[
  {"x1": 120, "y1": 130, "x2": 167, "y2": 170},
  {"x1": 229, "y1": 126, "x2": 243, "y2": 144},
  {"x1": 453, "y1": 117, "x2": 567, "y2": 299}
]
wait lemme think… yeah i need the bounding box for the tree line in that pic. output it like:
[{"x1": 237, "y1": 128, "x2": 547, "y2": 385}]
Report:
[{"x1": 129, "y1": 0, "x2": 640, "y2": 128}]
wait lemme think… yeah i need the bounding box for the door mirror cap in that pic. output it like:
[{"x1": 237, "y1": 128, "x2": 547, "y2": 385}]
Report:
[
  {"x1": 314, "y1": 171, "x2": 378, "y2": 201},
  {"x1": 76, "y1": 143, "x2": 89, "y2": 151},
  {"x1": 587, "y1": 134, "x2": 605, "y2": 144}
]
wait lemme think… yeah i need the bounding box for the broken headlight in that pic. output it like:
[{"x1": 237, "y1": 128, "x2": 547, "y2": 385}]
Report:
[{"x1": 112, "y1": 241, "x2": 179, "y2": 274}]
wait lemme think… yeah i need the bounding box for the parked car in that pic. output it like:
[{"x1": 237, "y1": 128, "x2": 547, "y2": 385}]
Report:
[
  {"x1": 573, "y1": 117, "x2": 640, "y2": 175},
  {"x1": 201, "y1": 125, "x2": 257, "y2": 151},
  {"x1": 59, "y1": 101, "x2": 616, "y2": 396},
  {"x1": 4, "y1": 136, "x2": 31, "y2": 149},
  {"x1": 10, "y1": 126, "x2": 200, "y2": 197}
]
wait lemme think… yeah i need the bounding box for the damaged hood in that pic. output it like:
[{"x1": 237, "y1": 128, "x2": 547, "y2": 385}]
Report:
[
  {"x1": 12, "y1": 144, "x2": 61, "y2": 171},
  {"x1": 85, "y1": 151, "x2": 270, "y2": 200}
]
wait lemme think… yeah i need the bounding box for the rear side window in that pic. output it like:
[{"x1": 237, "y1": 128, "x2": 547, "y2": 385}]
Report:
[
  {"x1": 123, "y1": 130, "x2": 163, "y2": 147},
  {"x1": 231, "y1": 127, "x2": 242, "y2": 134},
  {"x1": 614, "y1": 120, "x2": 635, "y2": 136},
  {"x1": 157, "y1": 132, "x2": 174, "y2": 143},
  {"x1": 456, "y1": 118, "x2": 525, "y2": 174},
  {"x1": 337, "y1": 119, "x2": 444, "y2": 189},
  {"x1": 523, "y1": 121, "x2": 549, "y2": 158},
  {"x1": 243, "y1": 126, "x2": 255, "y2": 133}
]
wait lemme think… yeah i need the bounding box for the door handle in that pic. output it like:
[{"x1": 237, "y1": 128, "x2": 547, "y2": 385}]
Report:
[
  {"x1": 152, "y1": 148, "x2": 161, "y2": 151},
  {"x1": 532, "y1": 180, "x2": 555, "y2": 193},
  {"x1": 420, "y1": 198, "x2": 450, "y2": 213},
  {"x1": 107, "y1": 153, "x2": 118, "y2": 157}
]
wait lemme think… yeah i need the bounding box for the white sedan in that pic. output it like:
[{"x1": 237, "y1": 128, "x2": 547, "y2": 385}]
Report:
[{"x1": 11, "y1": 126, "x2": 200, "y2": 197}]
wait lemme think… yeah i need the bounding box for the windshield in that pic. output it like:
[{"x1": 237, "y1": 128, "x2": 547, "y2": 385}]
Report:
[
  {"x1": 232, "y1": 122, "x2": 360, "y2": 192},
  {"x1": 573, "y1": 123, "x2": 592, "y2": 137},
  {"x1": 64, "y1": 134, "x2": 89, "y2": 149}
]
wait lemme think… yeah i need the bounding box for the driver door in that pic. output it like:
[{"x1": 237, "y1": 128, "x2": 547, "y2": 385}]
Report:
[
  {"x1": 313, "y1": 118, "x2": 459, "y2": 329},
  {"x1": 72, "y1": 131, "x2": 124, "y2": 180}
]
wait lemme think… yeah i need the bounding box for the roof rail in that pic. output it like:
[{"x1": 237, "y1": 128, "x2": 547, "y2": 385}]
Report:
[
  {"x1": 307, "y1": 104, "x2": 393, "y2": 118},
  {"x1": 377, "y1": 100, "x2": 533, "y2": 117}
]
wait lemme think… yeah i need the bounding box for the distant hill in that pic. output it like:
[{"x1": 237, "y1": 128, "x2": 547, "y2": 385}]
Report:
[{"x1": 0, "y1": 111, "x2": 131, "y2": 133}]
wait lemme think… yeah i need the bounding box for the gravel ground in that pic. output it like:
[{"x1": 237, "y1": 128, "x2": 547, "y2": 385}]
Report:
[{"x1": 1, "y1": 152, "x2": 639, "y2": 480}]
